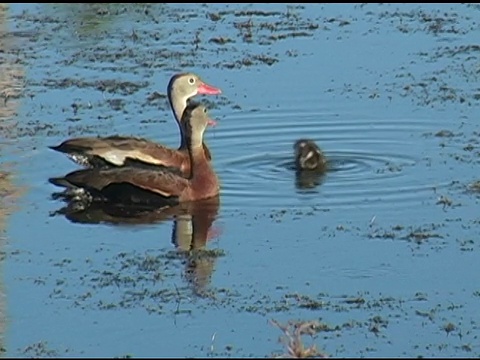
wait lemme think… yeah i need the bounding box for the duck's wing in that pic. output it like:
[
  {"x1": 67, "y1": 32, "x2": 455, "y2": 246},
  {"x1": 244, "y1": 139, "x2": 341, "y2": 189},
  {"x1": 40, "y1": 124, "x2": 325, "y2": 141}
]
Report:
[{"x1": 50, "y1": 136, "x2": 187, "y2": 169}]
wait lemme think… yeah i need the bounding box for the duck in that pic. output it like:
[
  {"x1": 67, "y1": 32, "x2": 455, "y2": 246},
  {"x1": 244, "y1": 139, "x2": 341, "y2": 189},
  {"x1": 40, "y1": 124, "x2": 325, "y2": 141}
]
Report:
[
  {"x1": 49, "y1": 72, "x2": 222, "y2": 176},
  {"x1": 49, "y1": 102, "x2": 219, "y2": 208},
  {"x1": 293, "y1": 139, "x2": 327, "y2": 173}
]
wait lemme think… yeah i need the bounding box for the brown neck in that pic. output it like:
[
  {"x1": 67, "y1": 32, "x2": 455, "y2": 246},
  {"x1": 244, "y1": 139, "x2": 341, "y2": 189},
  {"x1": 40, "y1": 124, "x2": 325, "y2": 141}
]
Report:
[{"x1": 188, "y1": 144, "x2": 209, "y2": 178}]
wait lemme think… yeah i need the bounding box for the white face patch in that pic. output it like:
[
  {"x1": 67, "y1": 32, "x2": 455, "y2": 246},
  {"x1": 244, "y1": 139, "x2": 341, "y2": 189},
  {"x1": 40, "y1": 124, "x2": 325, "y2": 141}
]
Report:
[{"x1": 304, "y1": 150, "x2": 316, "y2": 162}]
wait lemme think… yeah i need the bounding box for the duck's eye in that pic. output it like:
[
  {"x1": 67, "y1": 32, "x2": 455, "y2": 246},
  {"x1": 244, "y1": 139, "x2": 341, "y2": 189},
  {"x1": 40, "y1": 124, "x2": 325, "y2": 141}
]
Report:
[
  {"x1": 203, "y1": 107, "x2": 207, "y2": 113},
  {"x1": 188, "y1": 77, "x2": 195, "y2": 85}
]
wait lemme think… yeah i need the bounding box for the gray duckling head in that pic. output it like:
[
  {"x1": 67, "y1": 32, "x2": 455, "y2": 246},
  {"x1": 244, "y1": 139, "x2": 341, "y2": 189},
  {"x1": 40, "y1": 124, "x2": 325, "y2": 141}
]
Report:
[{"x1": 293, "y1": 139, "x2": 327, "y2": 172}]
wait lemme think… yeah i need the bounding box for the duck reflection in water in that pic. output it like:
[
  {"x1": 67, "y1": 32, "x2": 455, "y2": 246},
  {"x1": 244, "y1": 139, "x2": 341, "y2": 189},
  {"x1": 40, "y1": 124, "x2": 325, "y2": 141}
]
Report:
[
  {"x1": 170, "y1": 196, "x2": 222, "y2": 293},
  {"x1": 293, "y1": 139, "x2": 327, "y2": 189},
  {"x1": 50, "y1": 195, "x2": 222, "y2": 295}
]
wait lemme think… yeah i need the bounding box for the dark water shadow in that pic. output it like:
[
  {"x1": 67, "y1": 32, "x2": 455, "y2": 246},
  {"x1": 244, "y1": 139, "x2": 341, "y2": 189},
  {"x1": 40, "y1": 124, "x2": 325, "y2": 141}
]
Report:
[
  {"x1": 280, "y1": 158, "x2": 327, "y2": 191},
  {"x1": 294, "y1": 169, "x2": 327, "y2": 190},
  {"x1": 51, "y1": 195, "x2": 222, "y2": 294}
]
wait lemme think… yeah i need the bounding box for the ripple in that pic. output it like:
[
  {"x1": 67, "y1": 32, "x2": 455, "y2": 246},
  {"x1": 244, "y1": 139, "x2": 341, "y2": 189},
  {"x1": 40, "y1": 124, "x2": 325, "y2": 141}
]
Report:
[{"x1": 211, "y1": 107, "x2": 449, "y2": 210}]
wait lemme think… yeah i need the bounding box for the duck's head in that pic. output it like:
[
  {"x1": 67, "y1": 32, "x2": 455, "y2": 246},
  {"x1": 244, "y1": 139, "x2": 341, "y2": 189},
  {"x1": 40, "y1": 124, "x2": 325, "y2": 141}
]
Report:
[
  {"x1": 182, "y1": 102, "x2": 217, "y2": 149},
  {"x1": 293, "y1": 139, "x2": 326, "y2": 172},
  {"x1": 168, "y1": 73, "x2": 222, "y2": 104}
]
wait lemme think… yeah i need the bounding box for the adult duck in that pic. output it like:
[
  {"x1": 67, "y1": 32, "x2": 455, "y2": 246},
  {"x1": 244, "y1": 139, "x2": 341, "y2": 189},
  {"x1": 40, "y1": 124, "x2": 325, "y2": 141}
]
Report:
[
  {"x1": 49, "y1": 102, "x2": 219, "y2": 208},
  {"x1": 49, "y1": 72, "x2": 221, "y2": 176},
  {"x1": 293, "y1": 139, "x2": 327, "y2": 173}
]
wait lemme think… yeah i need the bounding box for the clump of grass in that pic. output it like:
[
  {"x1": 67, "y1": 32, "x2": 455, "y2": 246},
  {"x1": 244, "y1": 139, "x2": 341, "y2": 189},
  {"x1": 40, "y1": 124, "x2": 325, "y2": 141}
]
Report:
[
  {"x1": 270, "y1": 319, "x2": 328, "y2": 358},
  {"x1": 468, "y1": 180, "x2": 480, "y2": 193}
]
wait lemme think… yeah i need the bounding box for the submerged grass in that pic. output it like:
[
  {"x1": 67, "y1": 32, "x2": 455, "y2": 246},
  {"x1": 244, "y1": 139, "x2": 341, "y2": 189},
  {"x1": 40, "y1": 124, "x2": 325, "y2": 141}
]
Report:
[{"x1": 270, "y1": 319, "x2": 328, "y2": 358}]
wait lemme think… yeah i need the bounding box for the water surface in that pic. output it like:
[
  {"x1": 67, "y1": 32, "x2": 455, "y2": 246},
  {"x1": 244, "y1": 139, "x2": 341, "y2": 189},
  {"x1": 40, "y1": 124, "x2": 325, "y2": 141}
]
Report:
[{"x1": 1, "y1": 3, "x2": 480, "y2": 357}]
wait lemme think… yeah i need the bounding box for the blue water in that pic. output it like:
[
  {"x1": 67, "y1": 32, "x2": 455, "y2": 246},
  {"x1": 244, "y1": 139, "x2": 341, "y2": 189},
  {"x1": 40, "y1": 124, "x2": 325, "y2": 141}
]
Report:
[{"x1": 1, "y1": 3, "x2": 480, "y2": 357}]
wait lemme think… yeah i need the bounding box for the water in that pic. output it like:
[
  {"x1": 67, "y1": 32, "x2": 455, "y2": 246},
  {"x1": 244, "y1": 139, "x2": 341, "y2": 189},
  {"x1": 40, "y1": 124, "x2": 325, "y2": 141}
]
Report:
[{"x1": 1, "y1": 3, "x2": 480, "y2": 357}]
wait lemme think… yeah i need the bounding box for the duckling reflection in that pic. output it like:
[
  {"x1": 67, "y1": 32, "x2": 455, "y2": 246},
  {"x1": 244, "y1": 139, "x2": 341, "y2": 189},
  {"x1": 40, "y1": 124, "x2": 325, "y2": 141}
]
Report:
[
  {"x1": 293, "y1": 139, "x2": 327, "y2": 189},
  {"x1": 50, "y1": 196, "x2": 222, "y2": 294}
]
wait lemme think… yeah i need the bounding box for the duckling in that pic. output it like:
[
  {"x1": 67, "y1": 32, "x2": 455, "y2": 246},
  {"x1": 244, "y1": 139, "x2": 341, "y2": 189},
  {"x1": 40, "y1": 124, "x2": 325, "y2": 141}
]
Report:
[{"x1": 293, "y1": 139, "x2": 327, "y2": 173}]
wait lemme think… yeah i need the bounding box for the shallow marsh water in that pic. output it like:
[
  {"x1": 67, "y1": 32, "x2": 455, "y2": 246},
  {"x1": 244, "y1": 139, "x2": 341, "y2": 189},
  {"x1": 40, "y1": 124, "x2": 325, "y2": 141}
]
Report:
[{"x1": 0, "y1": 3, "x2": 480, "y2": 357}]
